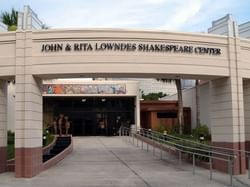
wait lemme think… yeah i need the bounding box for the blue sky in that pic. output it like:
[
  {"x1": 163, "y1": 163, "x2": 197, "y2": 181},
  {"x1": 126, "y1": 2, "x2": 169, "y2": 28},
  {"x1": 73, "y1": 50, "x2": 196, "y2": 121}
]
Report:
[{"x1": 1, "y1": 0, "x2": 250, "y2": 32}]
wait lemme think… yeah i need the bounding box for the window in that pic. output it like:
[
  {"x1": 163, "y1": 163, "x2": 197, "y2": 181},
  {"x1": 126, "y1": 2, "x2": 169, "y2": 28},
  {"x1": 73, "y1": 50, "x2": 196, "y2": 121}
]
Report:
[{"x1": 157, "y1": 112, "x2": 177, "y2": 118}]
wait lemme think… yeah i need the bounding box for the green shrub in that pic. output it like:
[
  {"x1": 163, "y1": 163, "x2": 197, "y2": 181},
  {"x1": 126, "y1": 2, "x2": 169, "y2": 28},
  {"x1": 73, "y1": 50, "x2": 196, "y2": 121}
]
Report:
[
  {"x1": 7, "y1": 130, "x2": 14, "y2": 145},
  {"x1": 142, "y1": 92, "x2": 167, "y2": 101},
  {"x1": 153, "y1": 124, "x2": 167, "y2": 133},
  {"x1": 168, "y1": 124, "x2": 179, "y2": 135},
  {"x1": 192, "y1": 124, "x2": 210, "y2": 140},
  {"x1": 7, "y1": 144, "x2": 14, "y2": 159},
  {"x1": 7, "y1": 131, "x2": 15, "y2": 159},
  {"x1": 43, "y1": 129, "x2": 54, "y2": 146}
]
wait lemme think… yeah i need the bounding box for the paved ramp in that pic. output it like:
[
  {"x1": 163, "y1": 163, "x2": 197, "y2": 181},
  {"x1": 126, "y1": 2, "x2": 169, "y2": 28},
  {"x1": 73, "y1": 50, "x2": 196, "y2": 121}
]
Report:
[{"x1": 0, "y1": 137, "x2": 246, "y2": 187}]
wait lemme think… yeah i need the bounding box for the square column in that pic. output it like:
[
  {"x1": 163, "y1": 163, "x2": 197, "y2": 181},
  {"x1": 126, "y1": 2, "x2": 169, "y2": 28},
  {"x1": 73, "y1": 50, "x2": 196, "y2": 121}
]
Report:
[
  {"x1": 15, "y1": 31, "x2": 43, "y2": 178},
  {"x1": 135, "y1": 96, "x2": 140, "y2": 130},
  {"x1": 243, "y1": 79, "x2": 250, "y2": 151},
  {"x1": 15, "y1": 75, "x2": 43, "y2": 178},
  {"x1": 210, "y1": 77, "x2": 246, "y2": 174},
  {"x1": 0, "y1": 80, "x2": 7, "y2": 173}
]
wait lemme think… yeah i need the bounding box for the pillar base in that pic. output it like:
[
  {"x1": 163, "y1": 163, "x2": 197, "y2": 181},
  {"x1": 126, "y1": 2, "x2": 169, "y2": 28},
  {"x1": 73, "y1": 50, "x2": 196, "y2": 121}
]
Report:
[
  {"x1": 245, "y1": 141, "x2": 250, "y2": 151},
  {"x1": 15, "y1": 147, "x2": 42, "y2": 178},
  {"x1": 212, "y1": 142, "x2": 246, "y2": 175},
  {"x1": 245, "y1": 141, "x2": 250, "y2": 169},
  {"x1": 0, "y1": 147, "x2": 7, "y2": 173}
]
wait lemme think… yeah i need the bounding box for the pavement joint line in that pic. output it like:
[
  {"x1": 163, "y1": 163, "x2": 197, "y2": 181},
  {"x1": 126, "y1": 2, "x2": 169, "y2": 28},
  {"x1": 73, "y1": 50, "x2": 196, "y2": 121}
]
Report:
[{"x1": 98, "y1": 137, "x2": 152, "y2": 187}]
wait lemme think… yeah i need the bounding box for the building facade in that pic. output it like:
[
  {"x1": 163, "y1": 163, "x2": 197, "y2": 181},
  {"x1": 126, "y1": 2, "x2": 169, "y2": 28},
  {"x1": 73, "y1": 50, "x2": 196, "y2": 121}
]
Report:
[{"x1": 0, "y1": 6, "x2": 250, "y2": 178}]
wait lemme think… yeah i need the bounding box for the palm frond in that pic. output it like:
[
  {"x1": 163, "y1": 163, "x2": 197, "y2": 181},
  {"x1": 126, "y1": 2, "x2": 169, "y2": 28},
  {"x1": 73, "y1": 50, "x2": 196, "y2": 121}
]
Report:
[{"x1": 1, "y1": 8, "x2": 18, "y2": 27}]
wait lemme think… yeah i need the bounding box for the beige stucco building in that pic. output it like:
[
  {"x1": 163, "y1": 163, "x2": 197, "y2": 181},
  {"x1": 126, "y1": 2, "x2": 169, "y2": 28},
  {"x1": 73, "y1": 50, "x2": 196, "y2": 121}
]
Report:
[{"x1": 0, "y1": 6, "x2": 250, "y2": 178}]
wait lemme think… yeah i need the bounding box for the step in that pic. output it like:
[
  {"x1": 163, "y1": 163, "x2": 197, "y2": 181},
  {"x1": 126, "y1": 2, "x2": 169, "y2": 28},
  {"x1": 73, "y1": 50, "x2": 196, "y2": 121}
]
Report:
[
  {"x1": 42, "y1": 136, "x2": 71, "y2": 163},
  {"x1": 56, "y1": 140, "x2": 71, "y2": 144},
  {"x1": 43, "y1": 154, "x2": 56, "y2": 162},
  {"x1": 50, "y1": 148, "x2": 64, "y2": 154},
  {"x1": 53, "y1": 145, "x2": 68, "y2": 149}
]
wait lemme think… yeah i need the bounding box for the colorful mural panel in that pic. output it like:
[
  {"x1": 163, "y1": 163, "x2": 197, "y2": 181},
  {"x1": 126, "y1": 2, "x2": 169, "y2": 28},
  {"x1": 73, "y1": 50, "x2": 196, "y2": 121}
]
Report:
[{"x1": 43, "y1": 84, "x2": 126, "y2": 95}]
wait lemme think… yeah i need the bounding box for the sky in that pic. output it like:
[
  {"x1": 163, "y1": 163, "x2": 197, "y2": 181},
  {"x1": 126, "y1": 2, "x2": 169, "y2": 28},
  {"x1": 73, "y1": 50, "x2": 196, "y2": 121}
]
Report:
[{"x1": 0, "y1": 0, "x2": 250, "y2": 32}]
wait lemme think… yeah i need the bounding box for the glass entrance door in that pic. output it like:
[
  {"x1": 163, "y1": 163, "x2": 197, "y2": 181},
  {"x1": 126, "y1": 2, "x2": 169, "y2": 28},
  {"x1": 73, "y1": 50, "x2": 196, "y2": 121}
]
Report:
[{"x1": 96, "y1": 112, "x2": 107, "y2": 136}]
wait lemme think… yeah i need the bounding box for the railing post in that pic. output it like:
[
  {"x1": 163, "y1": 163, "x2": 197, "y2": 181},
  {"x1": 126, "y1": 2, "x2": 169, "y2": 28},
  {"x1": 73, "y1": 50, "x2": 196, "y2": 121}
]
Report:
[
  {"x1": 179, "y1": 151, "x2": 181, "y2": 164},
  {"x1": 248, "y1": 155, "x2": 250, "y2": 179},
  {"x1": 132, "y1": 131, "x2": 134, "y2": 145},
  {"x1": 136, "y1": 132, "x2": 139, "y2": 147},
  {"x1": 127, "y1": 129, "x2": 129, "y2": 142},
  {"x1": 193, "y1": 154, "x2": 195, "y2": 175},
  {"x1": 228, "y1": 158, "x2": 233, "y2": 187},
  {"x1": 147, "y1": 140, "x2": 149, "y2": 152},
  {"x1": 141, "y1": 136, "x2": 143, "y2": 150},
  {"x1": 128, "y1": 129, "x2": 131, "y2": 143},
  {"x1": 209, "y1": 157, "x2": 212, "y2": 180},
  {"x1": 160, "y1": 142, "x2": 163, "y2": 160},
  {"x1": 153, "y1": 133, "x2": 155, "y2": 156}
]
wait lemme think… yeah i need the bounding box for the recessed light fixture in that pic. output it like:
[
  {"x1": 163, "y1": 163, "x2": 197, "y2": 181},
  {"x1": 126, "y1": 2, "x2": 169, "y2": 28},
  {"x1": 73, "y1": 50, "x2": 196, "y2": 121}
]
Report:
[
  {"x1": 81, "y1": 98, "x2": 86, "y2": 102},
  {"x1": 101, "y1": 98, "x2": 106, "y2": 102}
]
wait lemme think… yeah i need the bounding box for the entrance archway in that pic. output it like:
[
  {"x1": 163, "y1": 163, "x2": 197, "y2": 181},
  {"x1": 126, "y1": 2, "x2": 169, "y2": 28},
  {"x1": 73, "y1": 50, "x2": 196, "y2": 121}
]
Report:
[{"x1": 0, "y1": 28, "x2": 249, "y2": 177}]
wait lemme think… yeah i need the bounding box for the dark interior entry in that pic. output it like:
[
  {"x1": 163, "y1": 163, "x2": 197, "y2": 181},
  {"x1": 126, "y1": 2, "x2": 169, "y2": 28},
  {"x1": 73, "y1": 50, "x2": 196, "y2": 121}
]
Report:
[{"x1": 43, "y1": 97, "x2": 135, "y2": 136}]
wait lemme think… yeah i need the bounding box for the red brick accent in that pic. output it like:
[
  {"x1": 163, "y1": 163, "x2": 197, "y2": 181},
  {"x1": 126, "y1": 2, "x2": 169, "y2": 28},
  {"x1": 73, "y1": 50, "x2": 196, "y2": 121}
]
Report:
[
  {"x1": 0, "y1": 147, "x2": 7, "y2": 173},
  {"x1": 6, "y1": 159, "x2": 15, "y2": 172},
  {"x1": 15, "y1": 147, "x2": 42, "y2": 178},
  {"x1": 245, "y1": 141, "x2": 250, "y2": 152},
  {"x1": 212, "y1": 142, "x2": 246, "y2": 175},
  {"x1": 245, "y1": 141, "x2": 250, "y2": 169}
]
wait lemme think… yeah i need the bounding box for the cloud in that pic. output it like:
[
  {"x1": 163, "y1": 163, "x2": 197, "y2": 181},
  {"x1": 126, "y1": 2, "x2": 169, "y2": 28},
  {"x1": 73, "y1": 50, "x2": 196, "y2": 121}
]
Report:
[
  {"x1": 145, "y1": 0, "x2": 167, "y2": 4},
  {"x1": 1, "y1": 0, "x2": 250, "y2": 32},
  {"x1": 159, "y1": 0, "x2": 202, "y2": 30}
]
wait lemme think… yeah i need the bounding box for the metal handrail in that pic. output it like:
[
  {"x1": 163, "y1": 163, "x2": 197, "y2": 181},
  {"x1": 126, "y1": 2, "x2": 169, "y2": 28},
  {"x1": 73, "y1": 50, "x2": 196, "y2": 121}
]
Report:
[
  {"x1": 119, "y1": 126, "x2": 236, "y2": 186},
  {"x1": 136, "y1": 128, "x2": 235, "y2": 159},
  {"x1": 139, "y1": 128, "x2": 250, "y2": 157}
]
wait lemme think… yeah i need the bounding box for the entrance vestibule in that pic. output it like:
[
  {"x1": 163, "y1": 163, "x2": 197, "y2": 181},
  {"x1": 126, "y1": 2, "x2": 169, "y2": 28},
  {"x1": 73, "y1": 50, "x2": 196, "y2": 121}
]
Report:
[{"x1": 43, "y1": 97, "x2": 135, "y2": 136}]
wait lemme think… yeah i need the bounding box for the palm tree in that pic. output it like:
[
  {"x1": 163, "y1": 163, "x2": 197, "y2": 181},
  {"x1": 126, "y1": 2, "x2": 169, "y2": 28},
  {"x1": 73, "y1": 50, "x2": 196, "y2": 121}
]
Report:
[
  {"x1": 0, "y1": 8, "x2": 18, "y2": 31},
  {"x1": 158, "y1": 78, "x2": 184, "y2": 134}
]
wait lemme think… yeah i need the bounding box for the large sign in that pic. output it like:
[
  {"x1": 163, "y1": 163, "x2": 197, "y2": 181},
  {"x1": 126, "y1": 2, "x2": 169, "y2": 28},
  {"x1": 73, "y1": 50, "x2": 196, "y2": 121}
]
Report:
[
  {"x1": 43, "y1": 84, "x2": 126, "y2": 95},
  {"x1": 41, "y1": 42, "x2": 221, "y2": 55}
]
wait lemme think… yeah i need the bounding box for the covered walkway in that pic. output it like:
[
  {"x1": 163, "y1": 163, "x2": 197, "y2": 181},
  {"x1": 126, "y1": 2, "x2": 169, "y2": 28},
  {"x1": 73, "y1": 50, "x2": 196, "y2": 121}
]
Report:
[{"x1": 0, "y1": 137, "x2": 247, "y2": 187}]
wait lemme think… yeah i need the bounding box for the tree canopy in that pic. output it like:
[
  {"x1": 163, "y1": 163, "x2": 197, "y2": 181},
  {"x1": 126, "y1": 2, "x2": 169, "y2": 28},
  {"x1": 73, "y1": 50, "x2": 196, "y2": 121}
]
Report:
[{"x1": 142, "y1": 92, "x2": 167, "y2": 101}]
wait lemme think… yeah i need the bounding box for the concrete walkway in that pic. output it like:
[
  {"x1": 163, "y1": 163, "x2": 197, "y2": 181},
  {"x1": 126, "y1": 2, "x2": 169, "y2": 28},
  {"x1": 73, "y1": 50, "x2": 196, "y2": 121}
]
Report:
[{"x1": 0, "y1": 137, "x2": 248, "y2": 187}]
